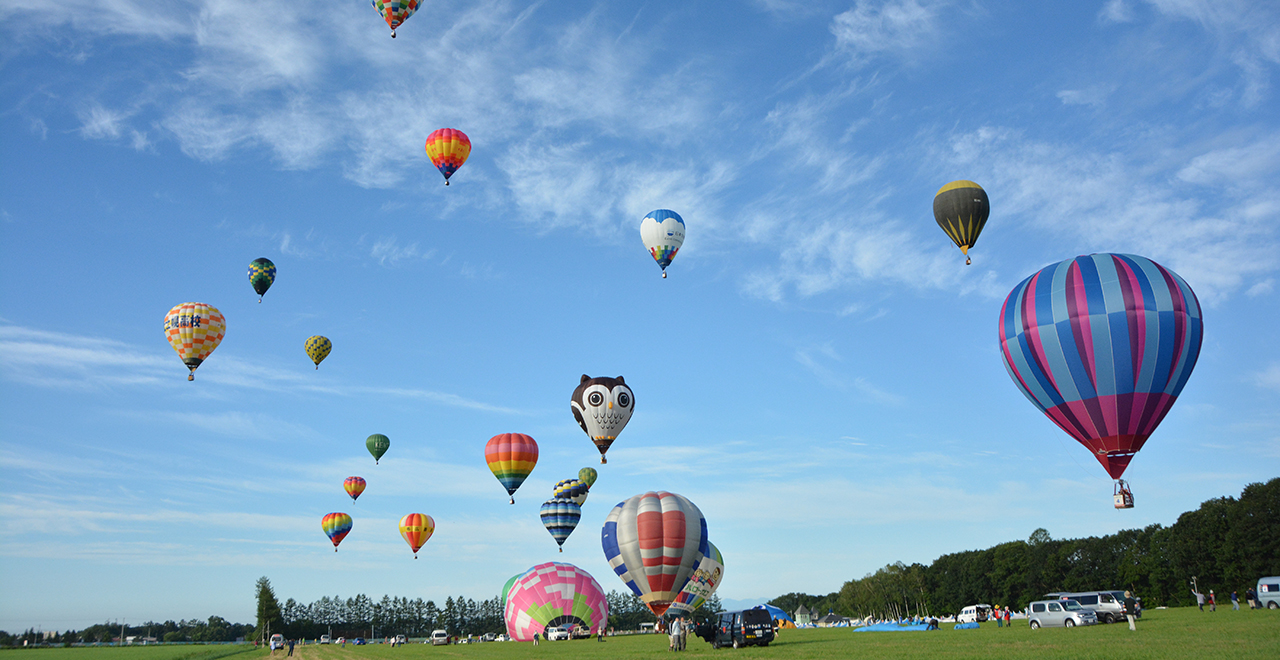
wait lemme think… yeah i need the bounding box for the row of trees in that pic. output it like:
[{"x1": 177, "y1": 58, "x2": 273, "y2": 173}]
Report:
[
  {"x1": 0, "y1": 617, "x2": 255, "y2": 647},
  {"x1": 773, "y1": 478, "x2": 1279, "y2": 620}
]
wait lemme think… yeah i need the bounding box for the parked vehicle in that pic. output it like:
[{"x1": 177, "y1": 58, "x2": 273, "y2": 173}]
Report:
[
  {"x1": 430, "y1": 630, "x2": 449, "y2": 646},
  {"x1": 269, "y1": 634, "x2": 284, "y2": 648},
  {"x1": 569, "y1": 624, "x2": 593, "y2": 640},
  {"x1": 1027, "y1": 600, "x2": 1098, "y2": 629},
  {"x1": 956, "y1": 604, "x2": 992, "y2": 623},
  {"x1": 546, "y1": 625, "x2": 572, "y2": 641},
  {"x1": 352, "y1": 638, "x2": 366, "y2": 645},
  {"x1": 336, "y1": 637, "x2": 345, "y2": 645},
  {"x1": 706, "y1": 609, "x2": 774, "y2": 649},
  {"x1": 394, "y1": 635, "x2": 406, "y2": 645},
  {"x1": 319, "y1": 635, "x2": 331, "y2": 644},
  {"x1": 1258, "y1": 577, "x2": 1280, "y2": 609},
  {"x1": 1044, "y1": 591, "x2": 1126, "y2": 623}
]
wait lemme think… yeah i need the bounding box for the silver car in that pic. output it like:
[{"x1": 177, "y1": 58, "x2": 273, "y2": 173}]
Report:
[{"x1": 1027, "y1": 599, "x2": 1098, "y2": 629}]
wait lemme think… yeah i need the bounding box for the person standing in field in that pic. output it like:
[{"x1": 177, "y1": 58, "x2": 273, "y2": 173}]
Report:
[
  {"x1": 668, "y1": 616, "x2": 681, "y2": 652},
  {"x1": 1003, "y1": 608, "x2": 1011, "y2": 627},
  {"x1": 287, "y1": 639, "x2": 295, "y2": 657},
  {"x1": 1247, "y1": 588, "x2": 1258, "y2": 609},
  {"x1": 1232, "y1": 591, "x2": 1239, "y2": 610},
  {"x1": 1193, "y1": 588, "x2": 1205, "y2": 611},
  {"x1": 1209, "y1": 591, "x2": 1216, "y2": 612},
  {"x1": 1123, "y1": 591, "x2": 1138, "y2": 631}
]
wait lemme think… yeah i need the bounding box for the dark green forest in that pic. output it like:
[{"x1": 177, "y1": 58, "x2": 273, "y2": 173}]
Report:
[{"x1": 5, "y1": 479, "x2": 1274, "y2": 646}]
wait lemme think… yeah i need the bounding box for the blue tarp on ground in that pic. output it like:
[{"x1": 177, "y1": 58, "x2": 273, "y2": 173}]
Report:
[
  {"x1": 954, "y1": 622, "x2": 980, "y2": 630},
  {"x1": 754, "y1": 604, "x2": 795, "y2": 623},
  {"x1": 854, "y1": 623, "x2": 931, "y2": 632}
]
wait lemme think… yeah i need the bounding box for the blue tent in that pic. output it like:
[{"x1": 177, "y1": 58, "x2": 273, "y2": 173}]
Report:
[{"x1": 753, "y1": 604, "x2": 795, "y2": 623}]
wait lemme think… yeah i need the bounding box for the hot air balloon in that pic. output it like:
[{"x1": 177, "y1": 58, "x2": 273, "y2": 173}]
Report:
[
  {"x1": 667, "y1": 542, "x2": 724, "y2": 616},
  {"x1": 504, "y1": 562, "x2": 609, "y2": 642},
  {"x1": 425, "y1": 129, "x2": 471, "y2": 185},
  {"x1": 344, "y1": 476, "x2": 366, "y2": 503},
  {"x1": 367, "y1": 434, "x2": 390, "y2": 464},
  {"x1": 602, "y1": 491, "x2": 709, "y2": 616},
  {"x1": 540, "y1": 498, "x2": 581, "y2": 552},
  {"x1": 640, "y1": 209, "x2": 685, "y2": 278},
  {"x1": 999, "y1": 253, "x2": 1202, "y2": 508},
  {"x1": 578, "y1": 467, "x2": 598, "y2": 489},
  {"x1": 322, "y1": 512, "x2": 352, "y2": 552},
  {"x1": 501, "y1": 570, "x2": 530, "y2": 612},
  {"x1": 370, "y1": 0, "x2": 420, "y2": 38},
  {"x1": 571, "y1": 375, "x2": 634, "y2": 464},
  {"x1": 305, "y1": 335, "x2": 331, "y2": 369},
  {"x1": 553, "y1": 478, "x2": 589, "y2": 506},
  {"x1": 485, "y1": 433, "x2": 538, "y2": 504},
  {"x1": 164, "y1": 302, "x2": 226, "y2": 381},
  {"x1": 398, "y1": 513, "x2": 435, "y2": 558},
  {"x1": 933, "y1": 180, "x2": 989, "y2": 265},
  {"x1": 248, "y1": 258, "x2": 276, "y2": 302}
]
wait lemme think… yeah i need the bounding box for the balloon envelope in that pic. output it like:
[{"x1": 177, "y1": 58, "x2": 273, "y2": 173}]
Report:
[
  {"x1": 425, "y1": 128, "x2": 471, "y2": 184},
  {"x1": 305, "y1": 335, "x2": 332, "y2": 368},
  {"x1": 640, "y1": 210, "x2": 685, "y2": 274},
  {"x1": 578, "y1": 467, "x2": 598, "y2": 489},
  {"x1": 553, "y1": 478, "x2": 589, "y2": 506},
  {"x1": 504, "y1": 562, "x2": 608, "y2": 642},
  {"x1": 248, "y1": 258, "x2": 276, "y2": 301},
  {"x1": 933, "y1": 180, "x2": 989, "y2": 264},
  {"x1": 164, "y1": 302, "x2": 226, "y2": 381},
  {"x1": 667, "y1": 542, "x2": 724, "y2": 615},
  {"x1": 344, "y1": 476, "x2": 366, "y2": 502},
  {"x1": 485, "y1": 433, "x2": 538, "y2": 502},
  {"x1": 367, "y1": 434, "x2": 390, "y2": 464},
  {"x1": 398, "y1": 513, "x2": 435, "y2": 557},
  {"x1": 570, "y1": 375, "x2": 634, "y2": 464},
  {"x1": 501, "y1": 571, "x2": 530, "y2": 612},
  {"x1": 322, "y1": 512, "x2": 352, "y2": 551},
  {"x1": 370, "y1": 0, "x2": 420, "y2": 36},
  {"x1": 540, "y1": 498, "x2": 582, "y2": 550},
  {"x1": 999, "y1": 253, "x2": 1203, "y2": 480},
  {"x1": 602, "y1": 491, "x2": 709, "y2": 616}
]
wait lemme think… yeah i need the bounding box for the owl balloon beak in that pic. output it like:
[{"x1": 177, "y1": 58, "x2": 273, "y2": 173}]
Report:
[{"x1": 608, "y1": 402, "x2": 613, "y2": 409}]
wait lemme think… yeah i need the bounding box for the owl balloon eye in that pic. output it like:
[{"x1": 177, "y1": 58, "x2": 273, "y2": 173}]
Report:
[
  {"x1": 617, "y1": 392, "x2": 631, "y2": 407},
  {"x1": 588, "y1": 392, "x2": 604, "y2": 406}
]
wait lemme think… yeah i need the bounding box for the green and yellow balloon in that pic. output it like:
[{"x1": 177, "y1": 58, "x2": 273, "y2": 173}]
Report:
[
  {"x1": 367, "y1": 433, "x2": 390, "y2": 464},
  {"x1": 305, "y1": 335, "x2": 331, "y2": 369},
  {"x1": 248, "y1": 258, "x2": 276, "y2": 302},
  {"x1": 933, "y1": 180, "x2": 989, "y2": 265}
]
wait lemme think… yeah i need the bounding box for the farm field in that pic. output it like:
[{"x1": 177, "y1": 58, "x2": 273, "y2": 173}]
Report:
[{"x1": 6, "y1": 609, "x2": 1277, "y2": 660}]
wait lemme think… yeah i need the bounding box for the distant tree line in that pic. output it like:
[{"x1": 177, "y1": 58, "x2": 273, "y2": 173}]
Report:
[
  {"x1": 0, "y1": 617, "x2": 255, "y2": 648},
  {"x1": 770, "y1": 478, "x2": 1279, "y2": 620}
]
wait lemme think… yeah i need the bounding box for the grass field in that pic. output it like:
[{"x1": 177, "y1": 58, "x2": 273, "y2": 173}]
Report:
[{"x1": 5, "y1": 609, "x2": 1277, "y2": 660}]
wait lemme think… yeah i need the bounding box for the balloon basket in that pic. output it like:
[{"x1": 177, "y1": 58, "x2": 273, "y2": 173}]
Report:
[
  {"x1": 662, "y1": 272, "x2": 667, "y2": 278},
  {"x1": 1113, "y1": 480, "x2": 1134, "y2": 509},
  {"x1": 600, "y1": 456, "x2": 607, "y2": 464},
  {"x1": 509, "y1": 497, "x2": 515, "y2": 505},
  {"x1": 187, "y1": 373, "x2": 194, "y2": 381}
]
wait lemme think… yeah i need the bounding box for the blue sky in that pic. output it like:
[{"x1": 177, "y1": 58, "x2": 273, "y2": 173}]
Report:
[{"x1": 2, "y1": 0, "x2": 1279, "y2": 632}]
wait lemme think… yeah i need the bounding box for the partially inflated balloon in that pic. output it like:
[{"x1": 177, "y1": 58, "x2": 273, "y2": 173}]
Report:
[
  {"x1": 667, "y1": 542, "x2": 724, "y2": 615},
  {"x1": 322, "y1": 512, "x2": 352, "y2": 552},
  {"x1": 485, "y1": 433, "x2": 538, "y2": 504},
  {"x1": 367, "y1": 434, "x2": 390, "y2": 464},
  {"x1": 164, "y1": 302, "x2": 226, "y2": 381},
  {"x1": 305, "y1": 336, "x2": 331, "y2": 369},
  {"x1": 602, "y1": 491, "x2": 709, "y2": 616},
  {"x1": 248, "y1": 258, "x2": 276, "y2": 302},
  {"x1": 933, "y1": 180, "x2": 989, "y2": 265},
  {"x1": 540, "y1": 498, "x2": 581, "y2": 552},
  {"x1": 1000, "y1": 254, "x2": 1202, "y2": 491},
  {"x1": 501, "y1": 571, "x2": 529, "y2": 612},
  {"x1": 425, "y1": 129, "x2": 471, "y2": 185},
  {"x1": 640, "y1": 210, "x2": 685, "y2": 278},
  {"x1": 344, "y1": 476, "x2": 366, "y2": 503},
  {"x1": 571, "y1": 375, "x2": 634, "y2": 464},
  {"x1": 370, "y1": 0, "x2": 420, "y2": 37},
  {"x1": 398, "y1": 513, "x2": 435, "y2": 558},
  {"x1": 578, "y1": 467, "x2": 598, "y2": 489},
  {"x1": 504, "y1": 563, "x2": 608, "y2": 642},
  {"x1": 553, "y1": 479, "x2": 589, "y2": 506}
]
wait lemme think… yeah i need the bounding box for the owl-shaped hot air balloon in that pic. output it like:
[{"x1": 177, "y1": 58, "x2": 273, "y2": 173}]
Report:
[
  {"x1": 322, "y1": 512, "x2": 352, "y2": 552},
  {"x1": 164, "y1": 302, "x2": 226, "y2": 381},
  {"x1": 553, "y1": 478, "x2": 589, "y2": 506},
  {"x1": 425, "y1": 128, "x2": 471, "y2": 185},
  {"x1": 602, "y1": 491, "x2": 708, "y2": 616},
  {"x1": 933, "y1": 180, "x2": 989, "y2": 265},
  {"x1": 640, "y1": 209, "x2": 685, "y2": 278},
  {"x1": 540, "y1": 498, "x2": 581, "y2": 552},
  {"x1": 398, "y1": 513, "x2": 435, "y2": 558},
  {"x1": 1000, "y1": 253, "x2": 1202, "y2": 507},
  {"x1": 344, "y1": 476, "x2": 366, "y2": 503},
  {"x1": 571, "y1": 375, "x2": 635, "y2": 464},
  {"x1": 370, "y1": 0, "x2": 420, "y2": 38},
  {"x1": 484, "y1": 433, "x2": 538, "y2": 504},
  {"x1": 248, "y1": 258, "x2": 276, "y2": 302},
  {"x1": 305, "y1": 335, "x2": 331, "y2": 369}
]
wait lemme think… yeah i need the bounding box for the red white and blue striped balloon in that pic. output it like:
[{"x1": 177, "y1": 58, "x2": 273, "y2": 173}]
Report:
[
  {"x1": 601, "y1": 491, "x2": 708, "y2": 616},
  {"x1": 999, "y1": 253, "x2": 1203, "y2": 480}
]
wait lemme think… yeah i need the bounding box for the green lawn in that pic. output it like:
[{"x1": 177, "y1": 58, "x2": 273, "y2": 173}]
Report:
[{"x1": 6, "y1": 608, "x2": 1278, "y2": 660}]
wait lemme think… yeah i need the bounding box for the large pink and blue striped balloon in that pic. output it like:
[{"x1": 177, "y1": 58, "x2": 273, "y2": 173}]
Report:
[{"x1": 999, "y1": 253, "x2": 1202, "y2": 479}]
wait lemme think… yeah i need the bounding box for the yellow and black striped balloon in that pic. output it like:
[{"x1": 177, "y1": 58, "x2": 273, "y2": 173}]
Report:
[{"x1": 933, "y1": 180, "x2": 989, "y2": 265}]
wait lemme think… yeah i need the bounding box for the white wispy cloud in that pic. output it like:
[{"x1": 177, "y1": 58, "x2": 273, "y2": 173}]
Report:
[
  {"x1": 1255, "y1": 363, "x2": 1280, "y2": 393},
  {"x1": 830, "y1": 0, "x2": 944, "y2": 67}
]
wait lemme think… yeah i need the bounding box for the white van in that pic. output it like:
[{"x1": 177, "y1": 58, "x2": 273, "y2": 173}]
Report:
[
  {"x1": 1258, "y1": 577, "x2": 1280, "y2": 609},
  {"x1": 956, "y1": 604, "x2": 992, "y2": 623},
  {"x1": 430, "y1": 630, "x2": 449, "y2": 646},
  {"x1": 320, "y1": 635, "x2": 331, "y2": 644}
]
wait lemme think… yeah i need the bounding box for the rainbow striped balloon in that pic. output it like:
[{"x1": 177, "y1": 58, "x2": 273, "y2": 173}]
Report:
[
  {"x1": 485, "y1": 433, "x2": 538, "y2": 504},
  {"x1": 322, "y1": 512, "x2": 352, "y2": 552},
  {"x1": 343, "y1": 476, "x2": 366, "y2": 503},
  {"x1": 398, "y1": 513, "x2": 435, "y2": 558},
  {"x1": 1000, "y1": 253, "x2": 1202, "y2": 481},
  {"x1": 602, "y1": 491, "x2": 708, "y2": 616},
  {"x1": 425, "y1": 128, "x2": 471, "y2": 185},
  {"x1": 504, "y1": 563, "x2": 608, "y2": 642}
]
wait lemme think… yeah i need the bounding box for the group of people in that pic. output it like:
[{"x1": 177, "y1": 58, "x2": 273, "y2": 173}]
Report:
[
  {"x1": 1196, "y1": 587, "x2": 1268, "y2": 611},
  {"x1": 990, "y1": 606, "x2": 1012, "y2": 627},
  {"x1": 667, "y1": 616, "x2": 690, "y2": 651}
]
